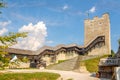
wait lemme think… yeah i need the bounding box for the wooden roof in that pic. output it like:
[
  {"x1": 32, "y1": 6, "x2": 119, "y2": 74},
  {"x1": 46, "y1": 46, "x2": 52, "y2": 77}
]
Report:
[
  {"x1": 36, "y1": 44, "x2": 82, "y2": 55},
  {"x1": 6, "y1": 48, "x2": 35, "y2": 55},
  {"x1": 6, "y1": 44, "x2": 82, "y2": 56},
  {"x1": 6, "y1": 35, "x2": 105, "y2": 56}
]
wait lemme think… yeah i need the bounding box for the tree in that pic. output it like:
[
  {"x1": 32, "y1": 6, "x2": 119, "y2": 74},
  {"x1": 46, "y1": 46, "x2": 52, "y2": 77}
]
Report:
[
  {"x1": 0, "y1": 0, "x2": 5, "y2": 7},
  {"x1": 0, "y1": 32, "x2": 27, "y2": 69},
  {"x1": 0, "y1": 32, "x2": 27, "y2": 45},
  {"x1": 0, "y1": 0, "x2": 6, "y2": 13},
  {"x1": 111, "y1": 50, "x2": 115, "y2": 57},
  {"x1": 118, "y1": 39, "x2": 120, "y2": 45},
  {"x1": 0, "y1": 1, "x2": 28, "y2": 69},
  {"x1": 22, "y1": 56, "x2": 29, "y2": 63}
]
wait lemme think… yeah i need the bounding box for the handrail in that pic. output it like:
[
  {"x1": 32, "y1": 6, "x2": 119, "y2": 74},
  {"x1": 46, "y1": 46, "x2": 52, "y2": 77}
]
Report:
[
  {"x1": 84, "y1": 36, "x2": 105, "y2": 52},
  {"x1": 84, "y1": 35, "x2": 105, "y2": 47}
]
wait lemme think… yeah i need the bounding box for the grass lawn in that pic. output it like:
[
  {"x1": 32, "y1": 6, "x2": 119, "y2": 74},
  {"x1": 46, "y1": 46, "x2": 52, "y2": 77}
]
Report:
[
  {"x1": 0, "y1": 72, "x2": 60, "y2": 80},
  {"x1": 81, "y1": 55, "x2": 110, "y2": 73}
]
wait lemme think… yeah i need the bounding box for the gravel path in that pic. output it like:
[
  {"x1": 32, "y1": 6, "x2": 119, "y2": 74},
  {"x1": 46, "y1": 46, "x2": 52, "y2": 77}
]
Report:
[{"x1": 0, "y1": 69, "x2": 109, "y2": 80}]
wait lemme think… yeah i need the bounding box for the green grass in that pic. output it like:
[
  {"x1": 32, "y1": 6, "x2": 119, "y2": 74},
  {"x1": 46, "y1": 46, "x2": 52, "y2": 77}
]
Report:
[
  {"x1": 58, "y1": 60, "x2": 66, "y2": 64},
  {"x1": 0, "y1": 72, "x2": 60, "y2": 80},
  {"x1": 81, "y1": 55, "x2": 110, "y2": 73}
]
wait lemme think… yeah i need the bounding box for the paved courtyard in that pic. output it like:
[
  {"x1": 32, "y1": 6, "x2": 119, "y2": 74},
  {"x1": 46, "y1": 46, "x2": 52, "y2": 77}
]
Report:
[{"x1": 0, "y1": 69, "x2": 110, "y2": 80}]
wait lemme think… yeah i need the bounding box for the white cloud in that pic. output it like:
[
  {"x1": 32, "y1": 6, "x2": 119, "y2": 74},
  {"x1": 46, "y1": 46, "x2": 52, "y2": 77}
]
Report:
[
  {"x1": 89, "y1": 6, "x2": 96, "y2": 13},
  {"x1": 0, "y1": 21, "x2": 11, "y2": 27},
  {"x1": 63, "y1": 5, "x2": 68, "y2": 10},
  {"x1": 12, "y1": 21, "x2": 47, "y2": 51},
  {"x1": 0, "y1": 21, "x2": 11, "y2": 36},
  {"x1": 0, "y1": 28, "x2": 8, "y2": 36}
]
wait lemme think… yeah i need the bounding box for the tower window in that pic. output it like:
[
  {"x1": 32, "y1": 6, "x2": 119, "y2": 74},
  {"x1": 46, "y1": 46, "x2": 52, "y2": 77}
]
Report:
[{"x1": 99, "y1": 22, "x2": 103, "y2": 25}]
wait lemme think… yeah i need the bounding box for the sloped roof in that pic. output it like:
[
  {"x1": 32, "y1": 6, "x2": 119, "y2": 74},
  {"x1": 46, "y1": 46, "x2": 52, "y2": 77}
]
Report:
[
  {"x1": 35, "y1": 44, "x2": 82, "y2": 55},
  {"x1": 6, "y1": 48, "x2": 36, "y2": 55},
  {"x1": 5, "y1": 43, "x2": 82, "y2": 55},
  {"x1": 6, "y1": 35, "x2": 104, "y2": 56}
]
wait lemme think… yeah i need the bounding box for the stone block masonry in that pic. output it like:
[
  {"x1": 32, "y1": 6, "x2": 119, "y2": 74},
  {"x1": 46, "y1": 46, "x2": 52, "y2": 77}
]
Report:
[{"x1": 84, "y1": 13, "x2": 111, "y2": 55}]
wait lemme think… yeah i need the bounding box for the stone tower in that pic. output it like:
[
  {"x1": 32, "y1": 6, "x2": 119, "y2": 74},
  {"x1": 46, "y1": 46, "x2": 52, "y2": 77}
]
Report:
[{"x1": 84, "y1": 13, "x2": 111, "y2": 55}]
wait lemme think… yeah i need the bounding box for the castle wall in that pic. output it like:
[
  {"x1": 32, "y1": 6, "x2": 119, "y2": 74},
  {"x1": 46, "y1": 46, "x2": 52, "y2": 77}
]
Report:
[
  {"x1": 42, "y1": 55, "x2": 51, "y2": 66},
  {"x1": 84, "y1": 13, "x2": 111, "y2": 55},
  {"x1": 9, "y1": 14, "x2": 112, "y2": 68},
  {"x1": 87, "y1": 43, "x2": 107, "y2": 55},
  {"x1": 41, "y1": 50, "x2": 79, "y2": 66},
  {"x1": 56, "y1": 51, "x2": 78, "y2": 62}
]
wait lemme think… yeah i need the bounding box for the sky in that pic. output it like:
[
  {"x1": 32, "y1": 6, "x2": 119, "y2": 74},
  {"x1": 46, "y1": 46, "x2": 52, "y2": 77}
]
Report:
[{"x1": 0, "y1": 0, "x2": 120, "y2": 52}]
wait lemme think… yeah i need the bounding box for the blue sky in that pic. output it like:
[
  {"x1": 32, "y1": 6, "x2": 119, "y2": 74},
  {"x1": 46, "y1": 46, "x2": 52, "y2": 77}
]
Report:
[{"x1": 1, "y1": 0, "x2": 120, "y2": 52}]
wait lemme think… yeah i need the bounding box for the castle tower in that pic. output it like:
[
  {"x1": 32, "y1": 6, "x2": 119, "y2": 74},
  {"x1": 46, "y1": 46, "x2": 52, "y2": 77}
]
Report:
[{"x1": 84, "y1": 13, "x2": 111, "y2": 55}]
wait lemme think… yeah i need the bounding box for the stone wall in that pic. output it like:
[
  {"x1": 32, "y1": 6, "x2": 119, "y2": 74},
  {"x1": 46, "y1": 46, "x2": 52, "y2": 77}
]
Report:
[
  {"x1": 42, "y1": 51, "x2": 79, "y2": 66},
  {"x1": 42, "y1": 55, "x2": 53, "y2": 66},
  {"x1": 56, "y1": 51, "x2": 78, "y2": 62},
  {"x1": 84, "y1": 13, "x2": 111, "y2": 55},
  {"x1": 9, "y1": 62, "x2": 30, "y2": 69},
  {"x1": 87, "y1": 42, "x2": 108, "y2": 55},
  {"x1": 115, "y1": 67, "x2": 120, "y2": 80},
  {"x1": 87, "y1": 46, "x2": 107, "y2": 55}
]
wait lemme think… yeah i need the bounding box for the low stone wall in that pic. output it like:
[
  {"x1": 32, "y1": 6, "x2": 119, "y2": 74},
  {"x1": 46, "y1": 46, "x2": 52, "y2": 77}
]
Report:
[
  {"x1": 115, "y1": 67, "x2": 120, "y2": 80},
  {"x1": 81, "y1": 55, "x2": 102, "y2": 61},
  {"x1": 9, "y1": 62, "x2": 30, "y2": 69}
]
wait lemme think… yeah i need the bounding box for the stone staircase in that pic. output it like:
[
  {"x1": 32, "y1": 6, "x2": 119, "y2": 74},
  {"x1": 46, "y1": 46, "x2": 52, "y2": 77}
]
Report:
[
  {"x1": 47, "y1": 56, "x2": 82, "y2": 71},
  {"x1": 47, "y1": 55, "x2": 100, "y2": 71},
  {"x1": 73, "y1": 56, "x2": 82, "y2": 71}
]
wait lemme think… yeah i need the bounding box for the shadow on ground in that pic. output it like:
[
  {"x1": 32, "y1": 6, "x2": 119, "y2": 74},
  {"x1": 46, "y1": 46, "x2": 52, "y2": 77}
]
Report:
[{"x1": 90, "y1": 72, "x2": 111, "y2": 80}]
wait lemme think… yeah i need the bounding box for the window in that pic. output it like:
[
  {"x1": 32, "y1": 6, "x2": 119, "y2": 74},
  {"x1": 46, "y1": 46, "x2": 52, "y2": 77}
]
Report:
[{"x1": 99, "y1": 22, "x2": 103, "y2": 25}]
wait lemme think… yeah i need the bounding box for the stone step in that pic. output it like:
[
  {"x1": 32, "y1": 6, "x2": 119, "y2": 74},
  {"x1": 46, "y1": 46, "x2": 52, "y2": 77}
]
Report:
[{"x1": 47, "y1": 57, "x2": 79, "y2": 71}]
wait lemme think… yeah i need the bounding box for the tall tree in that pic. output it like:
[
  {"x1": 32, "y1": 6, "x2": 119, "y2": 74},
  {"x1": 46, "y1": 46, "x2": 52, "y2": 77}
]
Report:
[
  {"x1": 111, "y1": 50, "x2": 115, "y2": 57},
  {"x1": 0, "y1": 0, "x2": 5, "y2": 13},
  {"x1": 118, "y1": 39, "x2": 120, "y2": 45},
  {"x1": 0, "y1": 1, "x2": 28, "y2": 69},
  {"x1": 0, "y1": 32, "x2": 28, "y2": 69}
]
